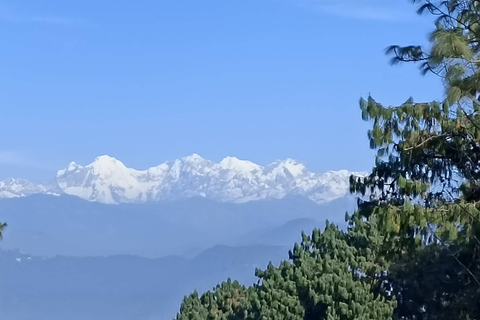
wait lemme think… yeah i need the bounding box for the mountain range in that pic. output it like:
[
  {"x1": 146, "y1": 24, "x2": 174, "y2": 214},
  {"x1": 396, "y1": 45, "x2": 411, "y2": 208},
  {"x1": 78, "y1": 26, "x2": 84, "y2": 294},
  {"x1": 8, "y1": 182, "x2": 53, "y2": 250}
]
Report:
[
  {"x1": 0, "y1": 154, "x2": 366, "y2": 204},
  {"x1": 0, "y1": 155, "x2": 365, "y2": 319}
]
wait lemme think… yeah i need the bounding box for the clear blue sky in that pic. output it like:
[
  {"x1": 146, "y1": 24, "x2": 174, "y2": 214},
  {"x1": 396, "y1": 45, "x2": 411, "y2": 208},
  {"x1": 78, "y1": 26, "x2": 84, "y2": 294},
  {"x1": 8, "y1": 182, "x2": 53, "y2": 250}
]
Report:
[{"x1": 0, "y1": 0, "x2": 443, "y2": 182}]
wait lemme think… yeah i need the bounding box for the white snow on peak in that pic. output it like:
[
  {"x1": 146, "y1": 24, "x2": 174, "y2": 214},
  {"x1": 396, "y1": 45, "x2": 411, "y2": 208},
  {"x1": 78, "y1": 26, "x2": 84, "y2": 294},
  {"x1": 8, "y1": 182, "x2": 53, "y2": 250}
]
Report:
[
  {"x1": 219, "y1": 157, "x2": 262, "y2": 174},
  {"x1": 93, "y1": 155, "x2": 121, "y2": 165},
  {"x1": 276, "y1": 159, "x2": 307, "y2": 177},
  {"x1": 56, "y1": 161, "x2": 83, "y2": 177},
  {"x1": 182, "y1": 154, "x2": 205, "y2": 162},
  {"x1": 89, "y1": 155, "x2": 130, "y2": 176},
  {"x1": 0, "y1": 178, "x2": 47, "y2": 198},
  {"x1": 68, "y1": 161, "x2": 81, "y2": 170},
  {"x1": 0, "y1": 154, "x2": 368, "y2": 205}
]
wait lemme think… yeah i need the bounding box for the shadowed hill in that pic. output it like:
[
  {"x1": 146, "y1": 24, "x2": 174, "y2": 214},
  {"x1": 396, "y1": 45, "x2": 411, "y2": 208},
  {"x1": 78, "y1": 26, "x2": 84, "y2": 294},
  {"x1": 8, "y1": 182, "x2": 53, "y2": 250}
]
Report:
[{"x1": 0, "y1": 244, "x2": 289, "y2": 320}]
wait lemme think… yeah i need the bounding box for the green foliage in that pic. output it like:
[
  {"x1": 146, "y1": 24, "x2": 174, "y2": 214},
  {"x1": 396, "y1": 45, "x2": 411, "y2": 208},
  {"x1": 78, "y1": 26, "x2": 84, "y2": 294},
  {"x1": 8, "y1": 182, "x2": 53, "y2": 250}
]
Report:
[
  {"x1": 350, "y1": 2, "x2": 480, "y2": 319},
  {"x1": 254, "y1": 223, "x2": 394, "y2": 320},
  {"x1": 387, "y1": 0, "x2": 480, "y2": 105},
  {"x1": 176, "y1": 280, "x2": 253, "y2": 320},
  {"x1": 388, "y1": 243, "x2": 480, "y2": 320},
  {"x1": 175, "y1": 223, "x2": 395, "y2": 320}
]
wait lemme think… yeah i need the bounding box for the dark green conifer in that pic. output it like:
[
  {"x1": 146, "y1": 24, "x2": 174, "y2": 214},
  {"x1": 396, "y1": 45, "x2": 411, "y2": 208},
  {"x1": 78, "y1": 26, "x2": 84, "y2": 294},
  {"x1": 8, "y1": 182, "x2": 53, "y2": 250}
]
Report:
[
  {"x1": 253, "y1": 222, "x2": 395, "y2": 320},
  {"x1": 175, "y1": 223, "x2": 395, "y2": 320},
  {"x1": 175, "y1": 279, "x2": 253, "y2": 320},
  {"x1": 349, "y1": 1, "x2": 480, "y2": 318},
  {"x1": 0, "y1": 222, "x2": 5, "y2": 239}
]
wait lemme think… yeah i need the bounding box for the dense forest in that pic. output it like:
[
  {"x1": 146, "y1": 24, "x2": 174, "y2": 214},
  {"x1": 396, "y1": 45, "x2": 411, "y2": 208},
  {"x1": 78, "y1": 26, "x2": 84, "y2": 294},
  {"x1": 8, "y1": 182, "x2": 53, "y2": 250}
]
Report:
[{"x1": 173, "y1": 1, "x2": 480, "y2": 319}]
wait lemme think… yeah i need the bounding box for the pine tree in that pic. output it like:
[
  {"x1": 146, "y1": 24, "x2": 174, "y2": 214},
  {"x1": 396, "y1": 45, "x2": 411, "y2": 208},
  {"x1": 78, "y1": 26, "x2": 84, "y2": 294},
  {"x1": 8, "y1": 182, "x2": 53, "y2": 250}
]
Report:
[
  {"x1": 253, "y1": 222, "x2": 395, "y2": 320},
  {"x1": 175, "y1": 279, "x2": 253, "y2": 320},
  {"x1": 174, "y1": 223, "x2": 395, "y2": 320},
  {"x1": 0, "y1": 222, "x2": 5, "y2": 239},
  {"x1": 386, "y1": 1, "x2": 480, "y2": 104},
  {"x1": 348, "y1": 1, "x2": 480, "y2": 318}
]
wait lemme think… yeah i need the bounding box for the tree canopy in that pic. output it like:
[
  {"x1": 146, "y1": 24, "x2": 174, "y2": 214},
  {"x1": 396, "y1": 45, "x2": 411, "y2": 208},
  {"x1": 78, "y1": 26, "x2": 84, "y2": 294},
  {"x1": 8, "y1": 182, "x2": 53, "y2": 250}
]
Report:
[
  {"x1": 351, "y1": 1, "x2": 480, "y2": 317},
  {"x1": 175, "y1": 222, "x2": 395, "y2": 320}
]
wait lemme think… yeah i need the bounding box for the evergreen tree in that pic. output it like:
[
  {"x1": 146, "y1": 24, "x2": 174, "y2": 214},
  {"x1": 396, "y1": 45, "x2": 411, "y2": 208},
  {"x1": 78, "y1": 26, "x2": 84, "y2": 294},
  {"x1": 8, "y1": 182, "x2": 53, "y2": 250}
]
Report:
[
  {"x1": 349, "y1": 1, "x2": 480, "y2": 318},
  {"x1": 175, "y1": 279, "x2": 253, "y2": 320},
  {"x1": 174, "y1": 222, "x2": 395, "y2": 320},
  {"x1": 387, "y1": 0, "x2": 480, "y2": 105},
  {"x1": 252, "y1": 222, "x2": 395, "y2": 320},
  {"x1": 0, "y1": 222, "x2": 5, "y2": 239}
]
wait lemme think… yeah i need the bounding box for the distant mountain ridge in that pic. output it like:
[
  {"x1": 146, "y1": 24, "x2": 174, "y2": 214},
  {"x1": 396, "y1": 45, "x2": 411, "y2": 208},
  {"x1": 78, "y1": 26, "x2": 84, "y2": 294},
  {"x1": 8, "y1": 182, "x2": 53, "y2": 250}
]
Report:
[
  {"x1": 0, "y1": 154, "x2": 366, "y2": 204},
  {"x1": 0, "y1": 244, "x2": 290, "y2": 320}
]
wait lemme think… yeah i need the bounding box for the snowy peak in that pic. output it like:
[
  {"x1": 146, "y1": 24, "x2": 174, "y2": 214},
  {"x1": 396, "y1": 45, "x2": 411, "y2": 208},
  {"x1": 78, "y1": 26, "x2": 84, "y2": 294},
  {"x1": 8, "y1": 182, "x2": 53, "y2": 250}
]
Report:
[
  {"x1": 281, "y1": 159, "x2": 307, "y2": 177},
  {"x1": 182, "y1": 153, "x2": 205, "y2": 162},
  {"x1": 219, "y1": 157, "x2": 262, "y2": 174},
  {"x1": 266, "y1": 159, "x2": 308, "y2": 179},
  {"x1": 88, "y1": 155, "x2": 130, "y2": 177},
  {"x1": 0, "y1": 155, "x2": 367, "y2": 205},
  {"x1": 56, "y1": 155, "x2": 150, "y2": 204},
  {"x1": 57, "y1": 161, "x2": 83, "y2": 177},
  {"x1": 91, "y1": 155, "x2": 124, "y2": 166},
  {"x1": 0, "y1": 178, "x2": 48, "y2": 198}
]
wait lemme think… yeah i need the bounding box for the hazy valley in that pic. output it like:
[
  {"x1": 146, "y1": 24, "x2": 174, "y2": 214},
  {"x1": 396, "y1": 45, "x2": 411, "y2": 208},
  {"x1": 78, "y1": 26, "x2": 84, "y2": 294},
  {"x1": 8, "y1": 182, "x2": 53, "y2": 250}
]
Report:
[{"x1": 0, "y1": 156, "x2": 358, "y2": 319}]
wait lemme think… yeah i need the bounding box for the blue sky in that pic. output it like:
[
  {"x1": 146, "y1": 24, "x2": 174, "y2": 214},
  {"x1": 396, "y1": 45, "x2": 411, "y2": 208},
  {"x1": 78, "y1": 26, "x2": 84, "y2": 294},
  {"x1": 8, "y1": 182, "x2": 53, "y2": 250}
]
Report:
[{"x1": 0, "y1": 0, "x2": 443, "y2": 182}]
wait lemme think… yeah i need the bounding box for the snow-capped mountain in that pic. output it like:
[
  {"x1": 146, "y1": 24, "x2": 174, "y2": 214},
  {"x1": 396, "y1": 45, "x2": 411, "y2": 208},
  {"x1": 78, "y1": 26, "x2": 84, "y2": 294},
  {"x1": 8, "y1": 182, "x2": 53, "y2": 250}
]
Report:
[
  {"x1": 0, "y1": 155, "x2": 367, "y2": 204},
  {"x1": 0, "y1": 178, "x2": 49, "y2": 198}
]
